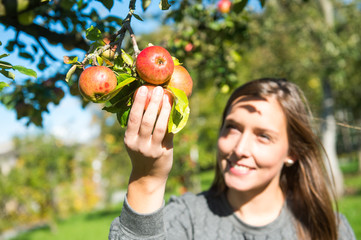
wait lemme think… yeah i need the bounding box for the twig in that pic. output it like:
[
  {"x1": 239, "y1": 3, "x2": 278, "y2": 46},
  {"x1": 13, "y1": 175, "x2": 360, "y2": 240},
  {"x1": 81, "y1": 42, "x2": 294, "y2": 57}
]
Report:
[
  {"x1": 35, "y1": 37, "x2": 57, "y2": 61},
  {"x1": 80, "y1": 0, "x2": 140, "y2": 66}
]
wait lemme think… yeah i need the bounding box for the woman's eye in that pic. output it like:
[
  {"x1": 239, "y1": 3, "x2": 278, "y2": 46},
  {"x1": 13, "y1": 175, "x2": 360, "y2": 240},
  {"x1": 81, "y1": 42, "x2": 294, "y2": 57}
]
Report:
[{"x1": 259, "y1": 133, "x2": 271, "y2": 142}]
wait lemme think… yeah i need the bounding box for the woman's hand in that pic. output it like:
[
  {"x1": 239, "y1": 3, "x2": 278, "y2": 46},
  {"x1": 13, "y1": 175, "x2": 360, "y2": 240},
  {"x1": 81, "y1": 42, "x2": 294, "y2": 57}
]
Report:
[{"x1": 124, "y1": 85, "x2": 174, "y2": 213}]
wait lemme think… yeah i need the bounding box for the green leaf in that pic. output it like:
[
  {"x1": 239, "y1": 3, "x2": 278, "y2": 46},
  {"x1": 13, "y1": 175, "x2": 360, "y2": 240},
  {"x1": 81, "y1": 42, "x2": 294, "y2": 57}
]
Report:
[
  {"x1": 233, "y1": 0, "x2": 248, "y2": 14},
  {"x1": 65, "y1": 65, "x2": 77, "y2": 82},
  {"x1": 260, "y1": 0, "x2": 266, "y2": 7},
  {"x1": 19, "y1": 52, "x2": 34, "y2": 61},
  {"x1": 92, "y1": 77, "x2": 136, "y2": 103},
  {"x1": 86, "y1": 25, "x2": 102, "y2": 41},
  {"x1": 0, "y1": 69, "x2": 15, "y2": 80},
  {"x1": 116, "y1": 106, "x2": 131, "y2": 128},
  {"x1": 0, "y1": 60, "x2": 13, "y2": 69},
  {"x1": 0, "y1": 54, "x2": 10, "y2": 59},
  {"x1": 159, "y1": 0, "x2": 171, "y2": 10},
  {"x1": 63, "y1": 56, "x2": 79, "y2": 64},
  {"x1": 96, "y1": 0, "x2": 114, "y2": 11},
  {"x1": 121, "y1": 50, "x2": 134, "y2": 66},
  {"x1": 167, "y1": 87, "x2": 190, "y2": 133},
  {"x1": 142, "y1": 0, "x2": 152, "y2": 11},
  {"x1": 96, "y1": 55, "x2": 104, "y2": 66},
  {"x1": 0, "y1": 81, "x2": 10, "y2": 91},
  {"x1": 13, "y1": 65, "x2": 37, "y2": 78},
  {"x1": 132, "y1": 13, "x2": 143, "y2": 21}
]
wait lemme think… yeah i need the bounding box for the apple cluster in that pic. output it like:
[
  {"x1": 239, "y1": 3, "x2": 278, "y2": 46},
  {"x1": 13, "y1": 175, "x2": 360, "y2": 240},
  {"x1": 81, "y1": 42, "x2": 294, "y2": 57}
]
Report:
[{"x1": 78, "y1": 45, "x2": 193, "y2": 108}]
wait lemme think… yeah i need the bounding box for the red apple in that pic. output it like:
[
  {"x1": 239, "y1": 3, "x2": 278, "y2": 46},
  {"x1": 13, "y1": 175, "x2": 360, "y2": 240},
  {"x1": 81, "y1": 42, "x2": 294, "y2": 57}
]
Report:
[
  {"x1": 134, "y1": 85, "x2": 173, "y2": 114},
  {"x1": 217, "y1": 0, "x2": 232, "y2": 14},
  {"x1": 166, "y1": 65, "x2": 193, "y2": 98},
  {"x1": 136, "y1": 46, "x2": 174, "y2": 85},
  {"x1": 184, "y1": 43, "x2": 194, "y2": 52},
  {"x1": 78, "y1": 66, "x2": 117, "y2": 102}
]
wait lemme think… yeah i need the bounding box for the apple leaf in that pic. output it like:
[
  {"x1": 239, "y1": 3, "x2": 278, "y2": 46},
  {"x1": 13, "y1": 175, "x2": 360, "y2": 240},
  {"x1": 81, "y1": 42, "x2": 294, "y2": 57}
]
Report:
[
  {"x1": 159, "y1": 0, "x2": 171, "y2": 10},
  {"x1": 93, "y1": 76, "x2": 136, "y2": 103},
  {"x1": 0, "y1": 60, "x2": 13, "y2": 69},
  {"x1": 1, "y1": 69, "x2": 15, "y2": 80},
  {"x1": 133, "y1": 13, "x2": 144, "y2": 22},
  {"x1": 167, "y1": 87, "x2": 190, "y2": 133},
  {"x1": 63, "y1": 56, "x2": 79, "y2": 64},
  {"x1": 142, "y1": 0, "x2": 152, "y2": 11},
  {"x1": 86, "y1": 25, "x2": 102, "y2": 41},
  {"x1": 96, "y1": 0, "x2": 114, "y2": 11},
  {"x1": 121, "y1": 49, "x2": 134, "y2": 66},
  {"x1": 65, "y1": 65, "x2": 77, "y2": 82},
  {"x1": 13, "y1": 65, "x2": 37, "y2": 78},
  {"x1": 0, "y1": 81, "x2": 10, "y2": 91},
  {"x1": 0, "y1": 54, "x2": 10, "y2": 59},
  {"x1": 233, "y1": 0, "x2": 249, "y2": 14}
]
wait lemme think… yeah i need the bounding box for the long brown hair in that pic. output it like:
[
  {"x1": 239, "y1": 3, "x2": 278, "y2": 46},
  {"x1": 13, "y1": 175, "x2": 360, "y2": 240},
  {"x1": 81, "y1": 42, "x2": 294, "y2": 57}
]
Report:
[{"x1": 210, "y1": 78, "x2": 338, "y2": 240}]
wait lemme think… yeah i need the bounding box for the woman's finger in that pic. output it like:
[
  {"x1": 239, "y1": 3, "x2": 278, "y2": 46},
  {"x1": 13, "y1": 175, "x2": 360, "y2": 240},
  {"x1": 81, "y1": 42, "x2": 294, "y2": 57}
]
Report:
[
  {"x1": 152, "y1": 93, "x2": 172, "y2": 145},
  {"x1": 138, "y1": 86, "x2": 164, "y2": 139},
  {"x1": 126, "y1": 86, "x2": 148, "y2": 137}
]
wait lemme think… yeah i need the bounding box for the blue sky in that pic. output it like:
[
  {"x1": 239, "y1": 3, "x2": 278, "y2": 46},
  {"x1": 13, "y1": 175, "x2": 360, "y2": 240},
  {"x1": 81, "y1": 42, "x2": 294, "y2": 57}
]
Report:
[
  {"x1": 0, "y1": 0, "x2": 262, "y2": 145},
  {"x1": 0, "y1": 0, "x2": 165, "y2": 145}
]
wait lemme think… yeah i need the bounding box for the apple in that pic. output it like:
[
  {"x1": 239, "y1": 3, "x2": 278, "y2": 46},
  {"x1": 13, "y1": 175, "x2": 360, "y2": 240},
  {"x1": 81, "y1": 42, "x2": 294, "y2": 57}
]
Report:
[
  {"x1": 101, "y1": 37, "x2": 117, "y2": 60},
  {"x1": 217, "y1": 0, "x2": 232, "y2": 14},
  {"x1": 166, "y1": 65, "x2": 193, "y2": 98},
  {"x1": 136, "y1": 46, "x2": 174, "y2": 85},
  {"x1": 78, "y1": 66, "x2": 117, "y2": 102},
  {"x1": 134, "y1": 85, "x2": 173, "y2": 114},
  {"x1": 184, "y1": 43, "x2": 194, "y2": 52}
]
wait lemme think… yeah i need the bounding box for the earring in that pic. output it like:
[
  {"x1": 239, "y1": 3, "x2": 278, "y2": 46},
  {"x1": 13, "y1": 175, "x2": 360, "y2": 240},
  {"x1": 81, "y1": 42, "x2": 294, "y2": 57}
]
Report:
[{"x1": 285, "y1": 159, "x2": 295, "y2": 167}]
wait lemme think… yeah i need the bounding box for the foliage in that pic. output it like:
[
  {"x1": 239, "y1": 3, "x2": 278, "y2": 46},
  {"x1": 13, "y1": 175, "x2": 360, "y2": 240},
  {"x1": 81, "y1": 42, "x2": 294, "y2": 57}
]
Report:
[
  {"x1": 0, "y1": 135, "x2": 102, "y2": 232},
  {"x1": 0, "y1": 41, "x2": 37, "y2": 91},
  {"x1": 8, "y1": 168, "x2": 361, "y2": 240}
]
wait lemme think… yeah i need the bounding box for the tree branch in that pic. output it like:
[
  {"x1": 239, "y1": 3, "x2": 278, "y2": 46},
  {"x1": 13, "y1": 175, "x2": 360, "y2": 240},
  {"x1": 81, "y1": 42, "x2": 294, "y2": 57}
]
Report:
[{"x1": 0, "y1": 18, "x2": 89, "y2": 51}]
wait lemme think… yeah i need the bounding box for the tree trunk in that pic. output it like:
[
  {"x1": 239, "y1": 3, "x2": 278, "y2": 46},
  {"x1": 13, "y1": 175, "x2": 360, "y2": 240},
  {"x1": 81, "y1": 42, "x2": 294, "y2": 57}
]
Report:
[
  {"x1": 321, "y1": 78, "x2": 344, "y2": 197},
  {"x1": 318, "y1": 0, "x2": 344, "y2": 198}
]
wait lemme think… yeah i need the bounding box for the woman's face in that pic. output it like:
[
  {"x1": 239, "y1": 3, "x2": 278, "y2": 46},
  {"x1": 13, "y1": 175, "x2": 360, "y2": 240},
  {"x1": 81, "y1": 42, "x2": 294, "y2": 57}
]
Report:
[{"x1": 217, "y1": 95, "x2": 293, "y2": 194}]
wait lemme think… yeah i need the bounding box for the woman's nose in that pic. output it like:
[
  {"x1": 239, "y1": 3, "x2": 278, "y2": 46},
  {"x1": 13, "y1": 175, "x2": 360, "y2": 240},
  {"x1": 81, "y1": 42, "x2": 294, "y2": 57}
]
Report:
[{"x1": 234, "y1": 132, "x2": 252, "y2": 158}]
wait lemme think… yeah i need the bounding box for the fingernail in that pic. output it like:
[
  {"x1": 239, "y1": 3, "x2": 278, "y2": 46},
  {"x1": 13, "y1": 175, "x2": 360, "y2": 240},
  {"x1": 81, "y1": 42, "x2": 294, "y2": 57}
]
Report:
[
  {"x1": 138, "y1": 86, "x2": 147, "y2": 96},
  {"x1": 154, "y1": 86, "x2": 163, "y2": 96}
]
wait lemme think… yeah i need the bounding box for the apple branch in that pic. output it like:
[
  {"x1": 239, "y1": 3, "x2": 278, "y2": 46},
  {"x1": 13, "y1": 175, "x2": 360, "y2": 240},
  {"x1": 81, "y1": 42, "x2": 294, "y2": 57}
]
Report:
[{"x1": 80, "y1": 1, "x2": 141, "y2": 67}]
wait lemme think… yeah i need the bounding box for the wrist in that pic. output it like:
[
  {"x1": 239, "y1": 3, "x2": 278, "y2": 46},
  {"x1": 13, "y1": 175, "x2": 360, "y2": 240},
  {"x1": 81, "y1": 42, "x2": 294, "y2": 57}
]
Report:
[{"x1": 127, "y1": 175, "x2": 167, "y2": 213}]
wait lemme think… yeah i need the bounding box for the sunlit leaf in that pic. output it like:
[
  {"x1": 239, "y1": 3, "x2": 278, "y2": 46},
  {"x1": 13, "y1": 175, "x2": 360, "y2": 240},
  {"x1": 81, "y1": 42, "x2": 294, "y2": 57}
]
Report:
[
  {"x1": 159, "y1": 0, "x2": 171, "y2": 10},
  {"x1": 0, "y1": 60, "x2": 13, "y2": 69},
  {"x1": 65, "y1": 65, "x2": 77, "y2": 82},
  {"x1": 86, "y1": 25, "x2": 102, "y2": 41},
  {"x1": 13, "y1": 65, "x2": 37, "y2": 78},
  {"x1": 0, "y1": 81, "x2": 10, "y2": 91},
  {"x1": 142, "y1": 0, "x2": 152, "y2": 11},
  {"x1": 167, "y1": 86, "x2": 190, "y2": 133},
  {"x1": 0, "y1": 69, "x2": 15, "y2": 80},
  {"x1": 63, "y1": 56, "x2": 79, "y2": 64},
  {"x1": 121, "y1": 50, "x2": 134, "y2": 66}
]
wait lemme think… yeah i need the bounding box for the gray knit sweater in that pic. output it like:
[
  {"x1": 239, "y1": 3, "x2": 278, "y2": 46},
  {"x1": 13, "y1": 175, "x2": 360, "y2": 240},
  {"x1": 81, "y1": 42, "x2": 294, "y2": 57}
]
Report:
[{"x1": 108, "y1": 191, "x2": 356, "y2": 240}]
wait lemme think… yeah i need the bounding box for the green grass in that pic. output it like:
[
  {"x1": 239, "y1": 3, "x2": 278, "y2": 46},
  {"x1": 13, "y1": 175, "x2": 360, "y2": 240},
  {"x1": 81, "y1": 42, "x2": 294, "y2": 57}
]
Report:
[
  {"x1": 11, "y1": 208, "x2": 121, "y2": 240},
  {"x1": 11, "y1": 168, "x2": 361, "y2": 240}
]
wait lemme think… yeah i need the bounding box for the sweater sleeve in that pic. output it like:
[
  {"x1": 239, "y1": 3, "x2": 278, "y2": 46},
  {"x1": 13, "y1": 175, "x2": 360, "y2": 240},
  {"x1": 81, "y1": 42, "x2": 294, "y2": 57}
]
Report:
[
  {"x1": 108, "y1": 195, "x2": 193, "y2": 240},
  {"x1": 338, "y1": 213, "x2": 356, "y2": 240}
]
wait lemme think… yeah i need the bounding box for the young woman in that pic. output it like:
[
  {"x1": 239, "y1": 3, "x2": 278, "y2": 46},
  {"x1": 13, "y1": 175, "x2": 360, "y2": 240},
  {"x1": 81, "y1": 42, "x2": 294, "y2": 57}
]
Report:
[{"x1": 108, "y1": 78, "x2": 356, "y2": 240}]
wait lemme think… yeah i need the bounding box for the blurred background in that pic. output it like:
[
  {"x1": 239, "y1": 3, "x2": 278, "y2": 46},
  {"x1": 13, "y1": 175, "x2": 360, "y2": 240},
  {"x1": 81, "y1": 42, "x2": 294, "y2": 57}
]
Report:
[{"x1": 0, "y1": 0, "x2": 360, "y2": 239}]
